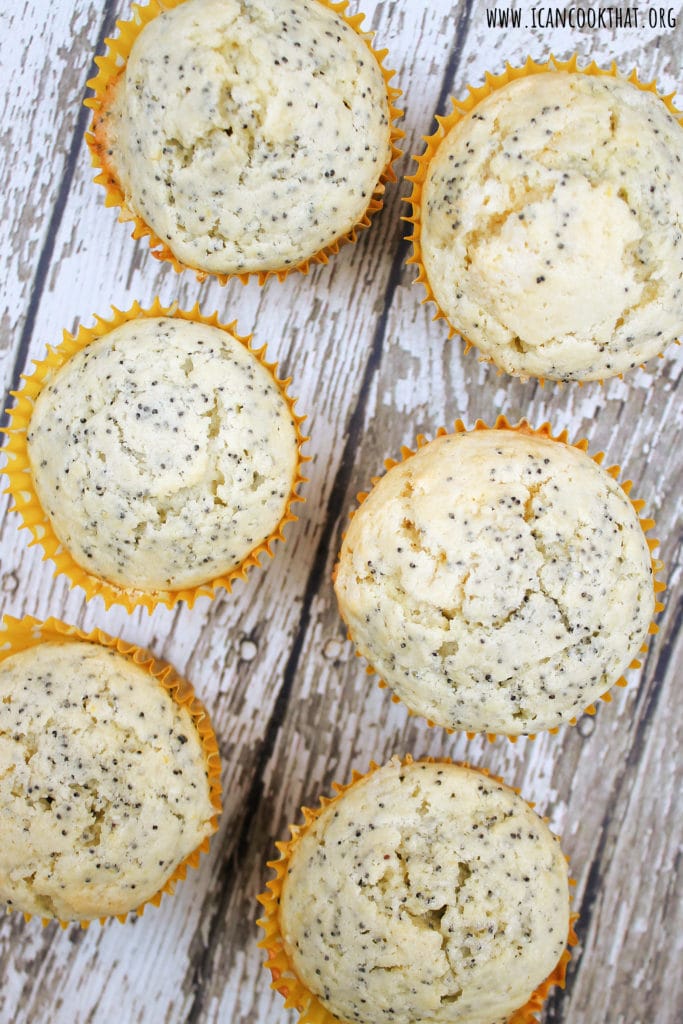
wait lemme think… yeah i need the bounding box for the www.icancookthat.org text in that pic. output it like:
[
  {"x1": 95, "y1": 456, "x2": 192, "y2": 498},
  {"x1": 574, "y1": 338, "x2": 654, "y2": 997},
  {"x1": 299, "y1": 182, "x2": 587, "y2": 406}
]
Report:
[{"x1": 485, "y1": 6, "x2": 677, "y2": 29}]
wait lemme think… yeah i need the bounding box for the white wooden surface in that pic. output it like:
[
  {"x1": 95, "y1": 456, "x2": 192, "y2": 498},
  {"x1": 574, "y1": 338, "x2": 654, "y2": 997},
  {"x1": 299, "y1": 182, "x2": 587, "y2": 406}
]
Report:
[{"x1": 0, "y1": 2, "x2": 682, "y2": 1022}]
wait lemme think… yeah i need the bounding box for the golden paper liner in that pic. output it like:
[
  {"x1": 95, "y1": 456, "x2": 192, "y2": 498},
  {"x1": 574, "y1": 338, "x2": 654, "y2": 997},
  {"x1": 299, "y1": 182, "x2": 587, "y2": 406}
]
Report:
[
  {"x1": 1, "y1": 298, "x2": 309, "y2": 613},
  {"x1": 257, "y1": 754, "x2": 579, "y2": 1024},
  {"x1": 333, "y1": 415, "x2": 666, "y2": 742},
  {"x1": 404, "y1": 54, "x2": 683, "y2": 384},
  {"x1": 85, "y1": 0, "x2": 404, "y2": 286},
  {"x1": 0, "y1": 613, "x2": 222, "y2": 929}
]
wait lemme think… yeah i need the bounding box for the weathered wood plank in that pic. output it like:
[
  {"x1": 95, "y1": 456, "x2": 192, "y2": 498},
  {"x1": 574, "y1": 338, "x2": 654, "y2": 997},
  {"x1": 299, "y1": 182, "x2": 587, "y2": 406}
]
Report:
[
  {"x1": 0, "y1": 1, "x2": 681, "y2": 1022},
  {"x1": 0, "y1": 1, "x2": 120, "y2": 388}
]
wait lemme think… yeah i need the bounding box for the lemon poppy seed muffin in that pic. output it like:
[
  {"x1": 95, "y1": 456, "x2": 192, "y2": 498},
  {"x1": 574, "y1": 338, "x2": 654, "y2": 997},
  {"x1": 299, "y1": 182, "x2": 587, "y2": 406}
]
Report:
[
  {"x1": 419, "y1": 71, "x2": 683, "y2": 381},
  {"x1": 25, "y1": 315, "x2": 300, "y2": 593},
  {"x1": 334, "y1": 428, "x2": 655, "y2": 735},
  {"x1": 96, "y1": 0, "x2": 394, "y2": 276},
  {"x1": 0, "y1": 641, "x2": 215, "y2": 922},
  {"x1": 277, "y1": 759, "x2": 570, "y2": 1024}
]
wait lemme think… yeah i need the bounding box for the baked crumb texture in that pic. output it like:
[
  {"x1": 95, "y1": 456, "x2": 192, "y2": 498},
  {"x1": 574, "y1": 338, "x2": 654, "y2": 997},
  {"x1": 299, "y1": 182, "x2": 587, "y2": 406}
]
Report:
[
  {"x1": 86, "y1": 0, "x2": 402, "y2": 282},
  {"x1": 0, "y1": 618, "x2": 221, "y2": 925},
  {"x1": 407, "y1": 57, "x2": 683, "y2": 382},
  {"x1": 3, "y1": 301, "x2": 308, "y2": 611},
  {"x1": 259, "y1": 757, "x2": 575, "y2": 1024},
  {"x1": 334, "y1": 420, "x2": 664, "y2": 737}
]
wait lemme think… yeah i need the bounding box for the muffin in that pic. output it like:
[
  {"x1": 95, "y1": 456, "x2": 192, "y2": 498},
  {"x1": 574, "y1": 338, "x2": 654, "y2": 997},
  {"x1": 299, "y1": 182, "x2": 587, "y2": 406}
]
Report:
[
  {"x1": 259, "y1": 756, "x2": 575, "y2": 1024},
  {"x1": 86, "y1": 0, "x2": 403, "y2": 283},
  {"x1": 407, "y1": 57, "x2": 683, "y2": 382},
  {"x1": 0, "y1": 615, "x2": 221, "y2": 924},
  {"x1": 334, "y1": 419, "x2": 663, "y2": 737},
  {"x1": 3, "y1": 302, "x2": 307, "y2": 611}
]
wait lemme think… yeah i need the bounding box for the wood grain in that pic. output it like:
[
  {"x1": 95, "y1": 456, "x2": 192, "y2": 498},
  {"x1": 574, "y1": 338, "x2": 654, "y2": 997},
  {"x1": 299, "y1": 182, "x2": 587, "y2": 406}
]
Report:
[{"x1": 0, "y1": 2, "x2": 681, "y2": 1023}]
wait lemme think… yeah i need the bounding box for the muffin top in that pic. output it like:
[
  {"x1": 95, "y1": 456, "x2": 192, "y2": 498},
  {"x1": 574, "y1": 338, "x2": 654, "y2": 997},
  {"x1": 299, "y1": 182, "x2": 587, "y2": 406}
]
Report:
[
  {"x1": 420, "y1": 72, "x2": 683, "y2": 381},
  {"x1": 334, "y1": 429, "x2": 654, "y2": 735},
  {"x1": 0, "y1": 641, "x2": 215, "y2": 922},
  {"x1": 280, "y1": 759, "x2": 569, "y2": 1024},
  {"x1": 26, "y1": 316, "x2": 299, "y2": 592},
  {"x1": 101, "y1": 0, "x2": 392, "y2": 275}
]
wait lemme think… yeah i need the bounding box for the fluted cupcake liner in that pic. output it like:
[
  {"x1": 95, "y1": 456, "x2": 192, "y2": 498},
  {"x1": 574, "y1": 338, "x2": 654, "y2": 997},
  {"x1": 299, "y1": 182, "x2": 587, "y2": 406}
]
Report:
[
  {"x1": 0, "y1": 612, "x2": 222, "y2": 928},
  {"x1": 257, "y1": 754, "x2": 578, "y2": 1024},
  {"x1": 2, "y1": 298, "x2": 309, "y2": 613},
  {"x1": 85, "y1": 0, "x2": 404, "y2": 286},
  {"x1": 334, "y1": 415, "x2": 665, "y2": 742}
]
